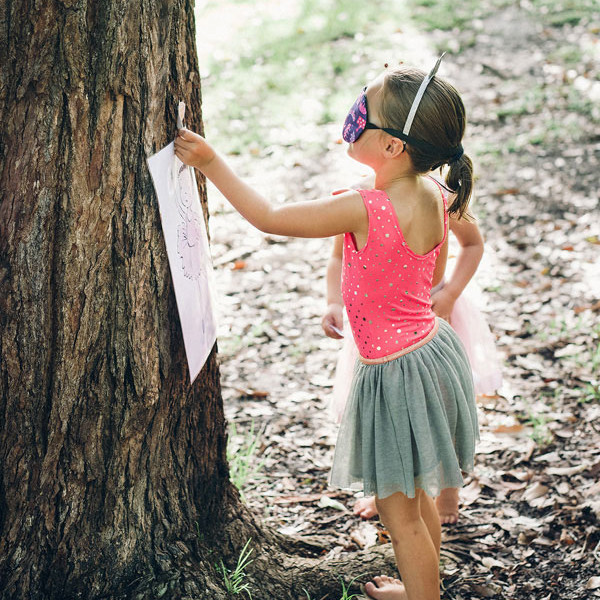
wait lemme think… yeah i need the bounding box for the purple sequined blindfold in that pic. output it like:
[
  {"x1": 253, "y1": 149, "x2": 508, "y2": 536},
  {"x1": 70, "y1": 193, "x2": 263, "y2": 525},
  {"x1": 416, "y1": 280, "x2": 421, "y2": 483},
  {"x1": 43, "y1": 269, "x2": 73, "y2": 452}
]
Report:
[{"x1": 342, "y1": 54, "x2": 463, "y2": 162}]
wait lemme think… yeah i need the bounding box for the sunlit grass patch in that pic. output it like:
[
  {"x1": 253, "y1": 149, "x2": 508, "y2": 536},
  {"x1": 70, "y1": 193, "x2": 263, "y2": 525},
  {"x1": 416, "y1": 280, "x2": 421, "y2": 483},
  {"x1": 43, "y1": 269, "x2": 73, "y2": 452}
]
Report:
[
  {"x1": 228, "y1": 421, "x2": 266, "y2": 498},
  {"x1": 196, "y1": 0, "x2": 413, "y2": 155},
  {"x1": 409, "y1": 0, "x2": 513, "y2": 31},
  {"x1": 527, "y1": 0, "x2": 600, "y2": 26},
  {"x1": 495, "y1": 85, "x2": 548, "y2": 121}
]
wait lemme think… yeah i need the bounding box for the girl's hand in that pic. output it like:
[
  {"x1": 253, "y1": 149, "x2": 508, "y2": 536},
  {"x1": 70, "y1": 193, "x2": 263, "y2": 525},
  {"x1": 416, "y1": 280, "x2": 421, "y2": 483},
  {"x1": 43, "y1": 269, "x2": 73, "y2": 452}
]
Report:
[
  {"x1": 431, "y1": 287, "x2": 456, "y2": 324},
  {"x1": 174, "y1": 128, "x2": 216, "y2": 169},
  {"x1": 322, "y1": 303, "x2": 344, "y2": 339}
]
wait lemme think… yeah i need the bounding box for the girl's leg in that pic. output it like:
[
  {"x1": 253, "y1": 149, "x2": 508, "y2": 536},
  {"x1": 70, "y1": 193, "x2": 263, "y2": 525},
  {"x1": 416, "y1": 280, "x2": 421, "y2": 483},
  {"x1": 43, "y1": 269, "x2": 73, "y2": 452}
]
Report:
[
  {"x1": 420, "y1": 491, "x2": 441, "y2": 560},
  {"x1": 435, "y1": 487, "x2": 459, "y2": 525},
  {"x1": 353, "y1": 496, "x2": 378, "y2": 519},
  {"x1": 369, "y1": 489, "x2": 440, "y2": 600}
]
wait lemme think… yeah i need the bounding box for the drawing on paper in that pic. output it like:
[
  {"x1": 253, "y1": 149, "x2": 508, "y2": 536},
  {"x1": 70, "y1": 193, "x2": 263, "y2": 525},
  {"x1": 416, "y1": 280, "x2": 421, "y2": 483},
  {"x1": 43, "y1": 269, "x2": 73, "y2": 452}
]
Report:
[
  {"x1": 147, "y1": 118, "x2": 217, "y2": 384},
  {"x1": 173, "y1": 160, "x2": 206, "y2": 280}
]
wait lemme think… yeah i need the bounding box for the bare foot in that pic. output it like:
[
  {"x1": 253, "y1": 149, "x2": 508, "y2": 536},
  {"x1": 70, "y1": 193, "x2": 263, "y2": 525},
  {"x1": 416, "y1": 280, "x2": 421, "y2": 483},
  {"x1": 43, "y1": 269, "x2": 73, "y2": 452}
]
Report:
[
  {"x1": 363, "y1": 575, "x2": 407, "y2": 599},
  {"x1": 354, "y1": 496, "x2": 378, "y2": 519},
  {"x1": 435, "y1": 487, "x2": 459, "y2": 525}
]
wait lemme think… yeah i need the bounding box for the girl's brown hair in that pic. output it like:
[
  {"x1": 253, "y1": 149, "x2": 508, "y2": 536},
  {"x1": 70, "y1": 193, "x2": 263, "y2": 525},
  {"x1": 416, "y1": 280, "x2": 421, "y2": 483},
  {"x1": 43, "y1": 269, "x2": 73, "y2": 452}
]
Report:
[{"x1": 378, "y1": 67, "x2": 473, "y2": 219}]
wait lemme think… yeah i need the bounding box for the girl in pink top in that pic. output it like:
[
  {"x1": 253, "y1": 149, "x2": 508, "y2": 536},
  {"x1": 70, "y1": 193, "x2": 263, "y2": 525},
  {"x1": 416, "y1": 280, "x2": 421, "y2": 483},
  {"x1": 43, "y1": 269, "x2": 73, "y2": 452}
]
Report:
[
  {"x1": 175, "y1": 55, "x2": 479, "y2": 600},
  {"x1": 323, "y1": 199, "x2": 502, "y2": 524}
]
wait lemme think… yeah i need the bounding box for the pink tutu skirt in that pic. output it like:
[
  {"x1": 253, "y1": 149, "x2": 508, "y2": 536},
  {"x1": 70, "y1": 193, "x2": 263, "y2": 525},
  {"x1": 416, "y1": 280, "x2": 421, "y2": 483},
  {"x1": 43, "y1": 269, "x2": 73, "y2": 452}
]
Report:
[{"x1": 330, "y1": 281, "x2": 503, "y2": 423}]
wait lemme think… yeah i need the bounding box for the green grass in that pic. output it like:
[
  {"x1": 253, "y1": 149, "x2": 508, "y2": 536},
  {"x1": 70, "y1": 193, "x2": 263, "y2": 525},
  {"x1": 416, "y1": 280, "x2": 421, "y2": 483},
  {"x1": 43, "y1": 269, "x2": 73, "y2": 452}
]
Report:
[
  {"x1": 409, "y1": 0, "x2": 513, "y2": 31},
  {"x1": 578, "y1": 382, "x2": 600, "y2": 404},
  {"x1": 527, "y1": 0, "x2": 600, "y2": 26},
  {"x1": 218, "y1": 539, "x2": 255, "y2": 598},
  {"x1": 197, "y1": 0, "x2": 412, "y2": 155},
  {"x1": 227, "y1": 421, "x2": 265, "y2": 498},
  {"x1": 549, "y1": 45, "x2": 585, "y2": 66},
  {"x1": 495, "y1": 85, "x2": 548, "y2": 120},
  {"x1": 524, "y1": 412, "x2": 554, "y2": 447}
]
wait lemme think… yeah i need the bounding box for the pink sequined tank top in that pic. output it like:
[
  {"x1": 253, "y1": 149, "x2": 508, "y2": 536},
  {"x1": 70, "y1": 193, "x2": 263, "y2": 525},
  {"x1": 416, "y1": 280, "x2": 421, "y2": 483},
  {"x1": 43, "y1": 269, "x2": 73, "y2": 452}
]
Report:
[{"x1": 342, "y1": 184, "x2": 448, "y2": 359}]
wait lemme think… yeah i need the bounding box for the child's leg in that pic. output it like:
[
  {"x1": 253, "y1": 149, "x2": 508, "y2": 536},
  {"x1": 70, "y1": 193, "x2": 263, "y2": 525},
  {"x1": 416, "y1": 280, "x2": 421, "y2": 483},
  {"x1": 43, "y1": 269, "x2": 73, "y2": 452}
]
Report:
[
  {"x1": 419, "y1": 491, "x2": 441, "y2": 560},
  {"x1": 368, "y1": 489, "x2": 440, "y2": 600},
  {"x1": 435, "y1": 487, "x2": 459, "y2": 525},
  {"x1": 353, "y1": 496, "x2": 378, "y2": 519}
]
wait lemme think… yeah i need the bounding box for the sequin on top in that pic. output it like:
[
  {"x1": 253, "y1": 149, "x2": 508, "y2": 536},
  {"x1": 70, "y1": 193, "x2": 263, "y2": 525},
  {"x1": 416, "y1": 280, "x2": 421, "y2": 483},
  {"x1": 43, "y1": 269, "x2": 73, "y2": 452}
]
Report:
[{"x1": 342, "y1": 185, "x2": 448, "y2": 359}]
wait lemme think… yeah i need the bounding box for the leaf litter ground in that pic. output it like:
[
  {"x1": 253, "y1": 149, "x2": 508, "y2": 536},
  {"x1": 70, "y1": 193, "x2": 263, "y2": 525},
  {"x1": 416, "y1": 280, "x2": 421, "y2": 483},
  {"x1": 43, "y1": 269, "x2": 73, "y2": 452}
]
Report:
[{"x1": 198, "y1": 2, "x2": 600, "y2": 598}]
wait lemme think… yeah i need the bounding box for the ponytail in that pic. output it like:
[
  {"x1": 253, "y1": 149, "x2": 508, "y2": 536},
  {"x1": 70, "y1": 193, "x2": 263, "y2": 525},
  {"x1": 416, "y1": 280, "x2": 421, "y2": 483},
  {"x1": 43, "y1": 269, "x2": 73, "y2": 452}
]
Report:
[{"x1": 445, "y1": 153, "x2": 473, "y2": 220}]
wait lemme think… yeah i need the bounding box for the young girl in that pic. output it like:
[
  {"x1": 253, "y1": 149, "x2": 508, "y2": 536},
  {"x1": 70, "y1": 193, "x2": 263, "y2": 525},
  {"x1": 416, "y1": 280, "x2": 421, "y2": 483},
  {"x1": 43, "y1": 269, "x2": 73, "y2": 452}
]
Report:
[
  {"x1": 175, "y1": 56, "x2": 479, "y2": 600},
  {"x1": 323, "y1": 209, "x2": 501, "y2": 524}
]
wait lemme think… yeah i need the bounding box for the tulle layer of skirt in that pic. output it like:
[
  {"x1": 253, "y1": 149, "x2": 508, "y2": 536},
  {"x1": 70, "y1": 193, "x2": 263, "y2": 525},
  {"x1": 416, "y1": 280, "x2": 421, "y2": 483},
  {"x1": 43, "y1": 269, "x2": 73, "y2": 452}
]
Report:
[
  {"x1": 329, "y1": 282, "x2": 503, "y2": 423},
  {"x1": 328, "y1": 319, "x2": 479, "y2": 499}
]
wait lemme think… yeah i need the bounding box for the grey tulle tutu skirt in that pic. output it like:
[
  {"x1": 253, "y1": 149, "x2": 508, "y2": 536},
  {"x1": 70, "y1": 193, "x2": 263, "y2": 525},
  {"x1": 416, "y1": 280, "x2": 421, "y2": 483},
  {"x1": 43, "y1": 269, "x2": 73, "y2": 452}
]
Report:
[{"x1": 329, "y1": 318, "x2": 479, "y2": 499}]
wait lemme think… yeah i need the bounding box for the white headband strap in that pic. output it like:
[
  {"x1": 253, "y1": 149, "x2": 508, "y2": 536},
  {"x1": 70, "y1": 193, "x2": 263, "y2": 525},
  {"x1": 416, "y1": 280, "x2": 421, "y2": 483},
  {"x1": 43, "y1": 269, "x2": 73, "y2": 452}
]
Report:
[{"x1": 402, "y1": 52, "x2": 446, "y2": 136}]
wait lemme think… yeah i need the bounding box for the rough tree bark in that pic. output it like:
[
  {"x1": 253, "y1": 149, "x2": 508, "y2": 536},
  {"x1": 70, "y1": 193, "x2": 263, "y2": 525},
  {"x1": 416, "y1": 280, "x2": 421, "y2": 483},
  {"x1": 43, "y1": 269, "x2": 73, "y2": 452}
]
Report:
[{"x1": 0, "y1": 1, "x2": 394, "y2": 598}]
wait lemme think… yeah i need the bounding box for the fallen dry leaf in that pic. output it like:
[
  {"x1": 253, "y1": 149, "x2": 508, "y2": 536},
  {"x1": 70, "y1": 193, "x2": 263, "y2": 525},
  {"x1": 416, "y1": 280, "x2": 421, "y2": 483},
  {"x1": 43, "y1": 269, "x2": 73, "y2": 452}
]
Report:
[
  {"x1": 234, "y1": 388, "x2": 269, "y2": 399},
  {"x1": 482, "y1": 556, "x2": 508, "y2": 569},
  {"x1": 350, "y1": 521, "x2": 378, "y2": 549},
  {"x1": 493, "y1": 423, "x2": 525, "y2": 434},
  {"x1": 522, "y1": 482, "x2": 549, "y2": 503},
  {"x1": 459, "y1": 479, "x2": 482, "y2": 506},
  {"x1": 586, "y1": 577, "x2": 600, "y2": 590}
]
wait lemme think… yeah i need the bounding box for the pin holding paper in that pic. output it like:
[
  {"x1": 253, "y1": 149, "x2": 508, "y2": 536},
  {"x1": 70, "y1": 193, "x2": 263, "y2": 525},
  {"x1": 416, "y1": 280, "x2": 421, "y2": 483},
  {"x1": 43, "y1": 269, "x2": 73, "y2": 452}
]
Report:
[{"x1": 177, "y1": 101, "x2": 186, "y2": 130}]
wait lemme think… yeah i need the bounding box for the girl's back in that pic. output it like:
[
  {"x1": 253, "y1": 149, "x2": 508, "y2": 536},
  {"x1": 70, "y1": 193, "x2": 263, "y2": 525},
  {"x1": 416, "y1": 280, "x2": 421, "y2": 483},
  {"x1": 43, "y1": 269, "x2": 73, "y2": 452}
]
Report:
[
  {"x1": 386, "y1": 177, "x2": 445, "y2": 256},
  {"x1": 341, "y1": 180, "x2": 448, "y2": 359}
]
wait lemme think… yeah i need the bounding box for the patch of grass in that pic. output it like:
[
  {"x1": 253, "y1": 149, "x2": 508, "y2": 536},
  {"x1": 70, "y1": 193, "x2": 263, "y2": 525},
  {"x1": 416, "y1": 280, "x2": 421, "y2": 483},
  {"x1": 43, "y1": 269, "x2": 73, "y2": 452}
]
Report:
[
  {"x1": 578, "y1": 382, "x2": 600, "y2": 404},
  {"x1": 471, "y1": 140, "x2": 504, "y2": 165},
  {"x1": 228, "y1": 421, "x2": 265, "y2": 498},
  {"x1": 524, "y1": 412, "x2": 554, "y2": 447},
  {"x1": 495, "y1": 86, "x2": 548, "y2": 120},
  {"x1": 567, "y1": 87, "x2": 600, "y2": 123},
  {"x1": 218, "y1": 334, "x2": 245, "y2": 358},
  {"x1": 337, "y1": 573, "x2": 366, "y2": 600},
  {"x1": 197, "y1": 0, "x2": 411, "y2": 154},
  {"x1": 218, "y1": 539, "x2": 255, "y2": 598},
  {"x1": 409, "y1": 0, "x2": 512, "y2": 31},
  {"x1": 527, "y1": 0, "x2": 599, "y2": 27},
  {"x1": 589, "y1": 337, "x2": 600, "y2": 373},
  {"x1": 504, "y1": 114, "x2": 589, "y2": 151},
  {"x1": 549, "y1": 45, "x2": 584, "y2": 66}
]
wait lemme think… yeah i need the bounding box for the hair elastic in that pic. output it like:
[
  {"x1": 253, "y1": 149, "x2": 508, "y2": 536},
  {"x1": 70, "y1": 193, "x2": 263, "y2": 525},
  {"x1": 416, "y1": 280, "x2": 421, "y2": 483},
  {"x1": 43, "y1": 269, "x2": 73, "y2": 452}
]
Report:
[{"x1": 449, "y1": 145, "x2": 464, "y2": 164}]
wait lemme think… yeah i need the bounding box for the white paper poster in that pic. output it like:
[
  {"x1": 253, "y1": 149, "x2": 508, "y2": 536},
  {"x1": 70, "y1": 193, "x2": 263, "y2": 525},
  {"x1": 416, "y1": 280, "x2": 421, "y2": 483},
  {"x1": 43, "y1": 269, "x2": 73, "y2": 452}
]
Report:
[{"x1": 147, "y1": 127, "x2": 217, "y2": 384}]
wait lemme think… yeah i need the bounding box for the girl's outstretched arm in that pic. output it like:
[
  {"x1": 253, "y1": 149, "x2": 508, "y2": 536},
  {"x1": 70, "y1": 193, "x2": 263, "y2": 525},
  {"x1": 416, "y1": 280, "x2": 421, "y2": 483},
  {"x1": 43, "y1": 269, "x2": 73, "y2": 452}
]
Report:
[
  {"x1": 431, "y1": 213, "x2": 484, "y2": 322},
  {"x1": 174, "y1": 129, "x2": 367, "y2": 239},
  {"x1": 322, "y1": 234, "x2": 344, "y2": 339}
]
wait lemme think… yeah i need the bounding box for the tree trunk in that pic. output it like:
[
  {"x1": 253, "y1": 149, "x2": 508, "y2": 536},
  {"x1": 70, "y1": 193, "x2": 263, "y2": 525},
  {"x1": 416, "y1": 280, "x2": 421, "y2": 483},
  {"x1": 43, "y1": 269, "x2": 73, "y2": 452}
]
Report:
[
  {"x1": 0, "y1": 2, "x2": 395, "y2": 598},
  {"x1": 0, "y1": 0, "x2": 231, "y2": 596}
]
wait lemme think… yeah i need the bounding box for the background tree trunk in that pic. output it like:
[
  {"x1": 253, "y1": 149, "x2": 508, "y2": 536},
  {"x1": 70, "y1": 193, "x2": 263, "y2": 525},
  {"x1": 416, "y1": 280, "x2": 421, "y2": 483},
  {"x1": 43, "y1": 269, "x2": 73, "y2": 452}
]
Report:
[{"x1": 0, "y1": 2, "x2": 394, "y2": 598}]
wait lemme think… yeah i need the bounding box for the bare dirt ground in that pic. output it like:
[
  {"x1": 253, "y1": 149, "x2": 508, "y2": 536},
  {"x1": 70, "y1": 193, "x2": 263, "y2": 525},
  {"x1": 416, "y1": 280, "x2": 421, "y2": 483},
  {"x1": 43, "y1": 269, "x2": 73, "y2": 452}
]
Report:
[{"x1": 203, "y1": 3, "x2": 600, "y2": 598}]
